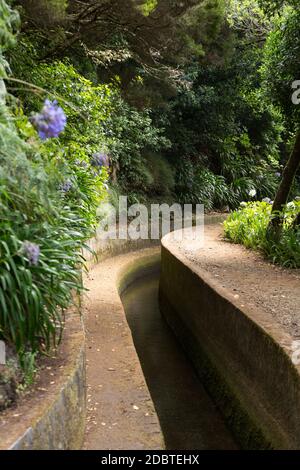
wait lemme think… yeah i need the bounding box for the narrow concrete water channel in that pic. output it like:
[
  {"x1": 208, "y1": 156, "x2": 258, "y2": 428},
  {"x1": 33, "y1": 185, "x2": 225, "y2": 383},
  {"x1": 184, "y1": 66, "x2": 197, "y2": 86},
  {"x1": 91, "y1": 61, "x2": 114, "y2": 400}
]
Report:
[{"x1": 121, "y1": 265, "x2": 238, "y2": 450}]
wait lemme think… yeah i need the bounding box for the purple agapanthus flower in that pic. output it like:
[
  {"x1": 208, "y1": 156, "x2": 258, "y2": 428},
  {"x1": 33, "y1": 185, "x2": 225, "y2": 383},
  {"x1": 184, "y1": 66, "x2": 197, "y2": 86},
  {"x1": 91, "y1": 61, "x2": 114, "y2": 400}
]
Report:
[
  {"x1": 31, "y1": 100, "x2": 67, "y2": 140},
  {"x1": 74, "y1": 160, "x2": 88, "y2": 169},
  {"x1": 262, "y1": 197, "x2": 272, "y2": 204},
  {"x1": 22, "y1": 241, "x2": 40, "y2": 266},
  {"x1": 59, "y1": 179, "x2": 73, "y2": 194},
  {"x1": 91, "y1": 152, "x2": 109, "y2": 168}
]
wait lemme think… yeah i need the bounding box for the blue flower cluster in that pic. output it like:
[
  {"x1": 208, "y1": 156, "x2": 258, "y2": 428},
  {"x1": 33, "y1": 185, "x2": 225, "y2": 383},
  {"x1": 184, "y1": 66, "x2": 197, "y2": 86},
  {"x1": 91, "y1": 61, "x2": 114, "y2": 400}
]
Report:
[
  {"x1": 22, "y1": 241, "x2": 40, "y2": 266},
  {"x1": 91, "y1": 152, "x2": 109, "y2": 168},
  {"x1": 59, "y1": 179, "x2": 73, "y2": 194},
  {"x1": 31, "y1": 100, "x2": 67, "y2": 140}
]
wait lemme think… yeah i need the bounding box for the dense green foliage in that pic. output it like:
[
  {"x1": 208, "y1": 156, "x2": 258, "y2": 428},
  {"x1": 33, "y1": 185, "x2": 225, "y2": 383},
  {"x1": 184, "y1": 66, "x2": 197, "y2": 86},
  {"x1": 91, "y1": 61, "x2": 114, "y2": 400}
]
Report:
[
  {"x1": 0, "y1": 0, "x2": 173, "y2": 370},
  {"x1": 1, "y1": 0, "x2": 300, "y2": 375},
  {"x1": 0, "y1": 1, "x2": 108, "y2": 370},
  {"x1": 10, "y1": 57, "x2": 112, "y2": 226},
  {"x1": 224, "y1": 0, "x2": 300, "y2": 266},
  {"x1": 224, "y1": 200, "x2": 300, "y2": 268},
  {"x1": 9, "y1": 37, "x2": 171, "y2": 204},
  {"x1": 11, "y1": 0, "x2": 296, "y2": 210},
  {"x1": 156, "y1": 52, "x2": 282, "y2": 208}
]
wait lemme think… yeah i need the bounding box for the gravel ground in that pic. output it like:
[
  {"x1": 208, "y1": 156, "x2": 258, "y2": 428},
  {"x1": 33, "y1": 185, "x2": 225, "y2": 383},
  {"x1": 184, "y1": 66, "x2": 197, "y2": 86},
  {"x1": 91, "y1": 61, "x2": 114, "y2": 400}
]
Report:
[{"x1": 178, "y1": 223, "x2": 300, "y2": 339}]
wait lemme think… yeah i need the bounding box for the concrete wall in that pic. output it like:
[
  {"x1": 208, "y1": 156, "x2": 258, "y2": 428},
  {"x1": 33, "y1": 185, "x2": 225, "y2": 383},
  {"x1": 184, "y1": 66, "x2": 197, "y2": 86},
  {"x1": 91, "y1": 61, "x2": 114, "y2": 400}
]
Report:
[
  {"x1": 83, "y1": 235, "x2": 160, "y2": 268},
  {"x1": 159, "y1": 236, "x2": 300, "y2": 450}
]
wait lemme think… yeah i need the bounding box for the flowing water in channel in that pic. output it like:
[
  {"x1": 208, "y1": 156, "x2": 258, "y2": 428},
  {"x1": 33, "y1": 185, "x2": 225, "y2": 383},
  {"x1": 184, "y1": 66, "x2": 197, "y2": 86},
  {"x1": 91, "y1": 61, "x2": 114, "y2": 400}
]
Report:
[{"x1": 121, "y1": 267, "x2": 238, "y2": 450}]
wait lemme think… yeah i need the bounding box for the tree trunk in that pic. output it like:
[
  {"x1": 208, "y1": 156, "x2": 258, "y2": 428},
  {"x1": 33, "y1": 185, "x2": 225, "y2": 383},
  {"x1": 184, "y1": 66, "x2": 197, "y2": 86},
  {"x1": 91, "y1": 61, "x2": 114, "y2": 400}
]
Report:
[{"x1": 269, "y1": 130, "x2": 300, "y2": 231}]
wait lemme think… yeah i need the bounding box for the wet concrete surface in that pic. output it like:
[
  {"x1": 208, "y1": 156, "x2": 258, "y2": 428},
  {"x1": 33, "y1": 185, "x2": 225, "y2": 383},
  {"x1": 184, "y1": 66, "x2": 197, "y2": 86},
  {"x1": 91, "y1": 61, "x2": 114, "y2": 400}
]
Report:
[{"x1": 122, "y1": 268, "x2": 238, "y2": 450}]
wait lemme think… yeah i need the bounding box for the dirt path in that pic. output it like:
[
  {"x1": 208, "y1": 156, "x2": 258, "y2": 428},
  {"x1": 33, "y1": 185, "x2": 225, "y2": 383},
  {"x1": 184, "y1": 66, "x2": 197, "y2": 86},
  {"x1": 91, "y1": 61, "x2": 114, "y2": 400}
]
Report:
[
  {"x1": 82, "y1": 248, "x2": 164, "y2": 450},
  {"x1": 179, "y1": 223, "x2": 300, "y2": 339}
]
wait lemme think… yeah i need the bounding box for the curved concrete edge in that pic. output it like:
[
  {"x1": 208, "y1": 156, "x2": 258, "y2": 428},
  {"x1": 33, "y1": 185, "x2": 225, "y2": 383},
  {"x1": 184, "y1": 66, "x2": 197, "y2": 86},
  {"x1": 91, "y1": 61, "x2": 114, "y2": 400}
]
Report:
[
  {"x1": 83, "y1": 247, "x2": 164, "y2": 450},
  {"x1": 0, "y1": 311, "x2": 85, "y2": 450},
  {"x1": 83, "y1": 233, "x2": 160, "y2": 268},
  {"x1": 159, "y1": 234, "x2": 300, "y2": 450},
  {"x1": 117, "y1": 252, "x2": 161, "y2": 295}
]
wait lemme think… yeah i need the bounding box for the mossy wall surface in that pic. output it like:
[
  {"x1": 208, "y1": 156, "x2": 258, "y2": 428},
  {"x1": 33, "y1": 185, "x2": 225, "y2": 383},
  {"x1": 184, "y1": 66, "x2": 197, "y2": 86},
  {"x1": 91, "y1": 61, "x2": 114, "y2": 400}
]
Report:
[
  {"x1": 0, "y1": 314, "x2": 86, "y2": 451},
  {"x1": 9, "y1": 344, "x2": 86, "y2": 450}
]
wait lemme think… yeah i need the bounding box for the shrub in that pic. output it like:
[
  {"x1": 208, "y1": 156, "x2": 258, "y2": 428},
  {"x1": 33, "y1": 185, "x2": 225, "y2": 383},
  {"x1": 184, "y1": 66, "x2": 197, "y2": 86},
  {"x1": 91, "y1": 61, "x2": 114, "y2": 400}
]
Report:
[
  {"x1": 0, "y1": 98, "x2": 87, "y2": 363},
  {"x1": 0, "y1": 7, "x2": 106, "y2": 369},
  {"x1": 224, "y1": 200, "x2": 300, "y2": 268},
  {"x1": 8, "y1": 57, "x2": 111, "y2": 231},
  {"x1": 175, "y1": 161, "x2": 233, "y2": 211},
  {"x1": 145, "y1": 152, "x2": 175, "y2": 197},
  {"x1": 106, "y1": 95, "x2": 170, "y2": 199}
]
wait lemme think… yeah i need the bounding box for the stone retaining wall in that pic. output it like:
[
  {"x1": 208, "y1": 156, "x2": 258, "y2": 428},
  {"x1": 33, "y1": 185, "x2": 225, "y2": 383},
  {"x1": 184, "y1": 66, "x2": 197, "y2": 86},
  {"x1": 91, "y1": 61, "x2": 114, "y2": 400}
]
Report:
[{"x1": 0, "y1": 311, "x2": 85, "y2": 450}]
